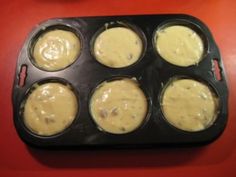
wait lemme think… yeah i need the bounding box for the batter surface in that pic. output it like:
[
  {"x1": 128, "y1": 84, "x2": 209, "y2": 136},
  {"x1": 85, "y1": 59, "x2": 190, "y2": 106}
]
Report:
[
  {"x1": 161, "y1": 79, "x2": 219, "y2": 132},
  {"x1": 23, "y1": 83, "x2": 78, "y2": 136},
  {"x1": 33, "y1": 29, "x2": 80, "y2": 71},
  {"x1": 93, "y1": 27, "x2": 143, "y2": 68},
  {"x1": 90, "y1": 78, "x2": 148, "y2": 134},
  {"x1": 155, "y1": 25, "x2": 204, "y2": 67}
]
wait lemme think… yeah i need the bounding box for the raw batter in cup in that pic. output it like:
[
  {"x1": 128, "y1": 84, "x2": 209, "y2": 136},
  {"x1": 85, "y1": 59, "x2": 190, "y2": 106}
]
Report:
[
  {"x1": 93, "y1": 27, "x2": 143, "y2": 68},
  {"x1": 161, "y1": 78, "x2": 219, "y2": 132},
  {"x1": 23, "y1": 82, "x2": 78, "y2": 136},
  {"x1": 155, "y1": 25, "x2": 204, "y2": 67},
  {"x1": 90, "y1": 78, "x2": 148, "y2": 134},
  {"x1": 33, "y1": 29, "x2": 80, "y2": 71}
]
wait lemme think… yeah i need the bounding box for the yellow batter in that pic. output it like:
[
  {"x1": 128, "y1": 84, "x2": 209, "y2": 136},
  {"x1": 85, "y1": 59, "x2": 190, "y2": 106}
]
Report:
[
  {"x1": 90, "y1": 78, "x2": 148, "y2": 134},
  {"x1": 93, "y1": 27, "x2": 143, "y2": 68},
  {"x1": 23, "y1": 83, "x2": 78, "y2": 136},
  {"x1": 155, "y1": 25, "x2": 204, "y2": 67},
  {"x1": 33, "y1": 29, "x2": 80, "y2": 71},
  {"x1": 161, "y1": 79, "x2": 219, "y2": 132}
]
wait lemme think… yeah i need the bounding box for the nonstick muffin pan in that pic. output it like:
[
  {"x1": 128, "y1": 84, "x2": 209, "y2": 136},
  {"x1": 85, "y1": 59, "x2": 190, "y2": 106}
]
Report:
[{"x1": 12, "y1": 14, "x2": 228, "y2": 148}]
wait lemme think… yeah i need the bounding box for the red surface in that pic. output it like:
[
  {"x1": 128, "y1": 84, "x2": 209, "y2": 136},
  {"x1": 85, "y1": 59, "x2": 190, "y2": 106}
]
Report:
[{"x1": 0, "y1": 0, "x2": 236, "y2": 177}]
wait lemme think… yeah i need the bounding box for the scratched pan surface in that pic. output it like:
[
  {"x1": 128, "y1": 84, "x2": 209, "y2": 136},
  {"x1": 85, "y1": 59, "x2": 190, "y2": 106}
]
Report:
[{"x1": 12, "y1": 14, "x2": 228, "y2": 148}]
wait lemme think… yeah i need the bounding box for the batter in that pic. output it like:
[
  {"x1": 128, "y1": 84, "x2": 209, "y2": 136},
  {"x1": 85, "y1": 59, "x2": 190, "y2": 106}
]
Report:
[
  {"x1": 155, "y1": 25, "x2": 204, "y2": 67},
  {"x1": 33, "y1": 29, "x2": 80, "y2": 71},
  {"x1": 90, "y1": 78, "x2": 148, "y2": 134},
  {"x1": 161, "y1": 78, "x2": 219, "y2": 132},
  {"x1": 23, "y1": 83, "x2": 78, "y2": 136},
  {"x1": 93, "y1": 27, "x2": 143, "y2": 68}
]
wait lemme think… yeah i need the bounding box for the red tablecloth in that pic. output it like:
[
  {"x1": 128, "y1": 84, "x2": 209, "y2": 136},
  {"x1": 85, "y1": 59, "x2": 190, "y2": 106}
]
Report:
[{"x1": 1, "y1": 0, "x2": 236, "y2": 177}]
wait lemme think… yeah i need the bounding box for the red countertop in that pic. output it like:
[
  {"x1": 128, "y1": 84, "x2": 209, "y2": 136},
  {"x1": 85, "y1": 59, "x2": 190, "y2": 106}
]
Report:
[{"x1": 0, "y1": 0, "x2": 236, "y2": 177}]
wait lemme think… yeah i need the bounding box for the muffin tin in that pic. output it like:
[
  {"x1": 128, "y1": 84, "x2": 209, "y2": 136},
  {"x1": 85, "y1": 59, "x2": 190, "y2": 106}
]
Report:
[{"x1": 12, "y1": 14, "x2": 228, "y2": 148}]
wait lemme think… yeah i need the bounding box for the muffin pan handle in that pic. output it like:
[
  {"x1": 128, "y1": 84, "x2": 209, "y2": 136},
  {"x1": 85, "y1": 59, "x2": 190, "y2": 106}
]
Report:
[
  {"x1": 18, "y1": 65, "x2": 27, "y2": 87},
  {"x1": 212, "y1": 58, "x2": 223, "y2": 81}
]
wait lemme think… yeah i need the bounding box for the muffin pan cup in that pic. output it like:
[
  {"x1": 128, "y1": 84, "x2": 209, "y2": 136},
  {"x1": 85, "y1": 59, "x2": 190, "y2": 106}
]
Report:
[
  {"x1": 90, "y1": 21, "x2": 147, "y2": 68},
  {"x1": 12, "y1": 14, "x2": 228, "y2": 148}
]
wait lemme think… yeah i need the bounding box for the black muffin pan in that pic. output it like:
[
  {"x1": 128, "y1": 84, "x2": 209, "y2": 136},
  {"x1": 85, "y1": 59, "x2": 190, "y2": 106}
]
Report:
[{"x1": 12, "y1": 14, "x2": 228, "y2": 148}]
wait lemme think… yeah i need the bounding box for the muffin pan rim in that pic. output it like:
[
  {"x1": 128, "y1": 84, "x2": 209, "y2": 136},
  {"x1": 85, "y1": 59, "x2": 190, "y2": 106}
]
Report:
[
  {"x1": 152, "y1": 18, "x2": 210, "y2": 68},
  {"x1": 88, "y1": 75, "x2": 153, "y2": 135},
  {"x1": 90, "y1": 21, "x2": 148, "y2": 69},
  {"x1": 18, "y1": 77, "x2": 81, "y2": 139},
  {"x1": 158, "y1": 75, "x2": 221, "y2": 133},
  {"x1": 28, "y1": 23, "x2": 83, "y2": 72}
]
